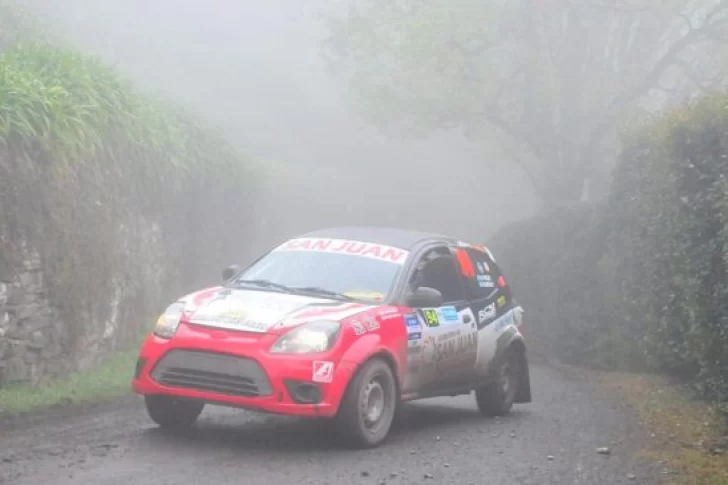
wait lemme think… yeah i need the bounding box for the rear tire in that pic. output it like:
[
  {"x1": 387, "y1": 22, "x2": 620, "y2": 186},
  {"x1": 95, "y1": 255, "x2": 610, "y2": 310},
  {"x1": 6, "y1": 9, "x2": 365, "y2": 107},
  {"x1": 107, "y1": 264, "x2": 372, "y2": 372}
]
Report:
[
  {"x1": 334, "y1": 357, "x2": 398, "y2": 448},
  {"x1": 144, "y1": 395, "x2": 204, "y2": 429},
  {"x1": 475, "y1": 348, "x2": 521, "y2": 416}
]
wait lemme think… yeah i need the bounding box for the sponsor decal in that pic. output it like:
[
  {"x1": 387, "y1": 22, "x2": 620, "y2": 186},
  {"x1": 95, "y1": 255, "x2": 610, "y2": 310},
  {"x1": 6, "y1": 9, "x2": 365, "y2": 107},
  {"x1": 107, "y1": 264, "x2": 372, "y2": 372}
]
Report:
[
  {"x1": 437, "y1": 330, "x2": 460, "y2": 342},
  {"x1": 189, "y1": 297, "x2": 281, "y2": 333},
  {"x1": 273, "y1": 238, "x2": 409, "y2": 265},
  {"x1": 478, "y1": 302, "x2": 496, "y2": 325},
  {"x1": 432, "y1": 331, "x2": 477, "y2": 363},
  {"x1": 350, "y1": 316, "x2": 380, "y2": 336},
  {"x1": 405, "y1": 313, "x2": 420, "y2": 328},
  {"x1": 351, "y1": 320, "x2": 366, "y2": 335},
  {"x1": 423, "y1": 309, "x2": 440, "y2": 327},
  {"x1": 439, "y1": 306, "x2": 459, "y2": 322},
  {"x1": 477, "y1": 274, "x2": 494, "y2": 288},
  {"x1": 459, "y1": 307, "x2": 476, "y2": 328},
  {"x1": 496, "y1": 295, "x2": 507, "y2": 308},
  {"x1": 312, "y1": 361, "x2": 334, "y2": 383},
  {"x1": 344, "y1": 291, "x2": 385, "y2": 301},
  {"x1": 408, "y1": 331, "x2": 422, "y2": 341},
  {"x1": 365, "y1": 316, "x2": 380, "y2": 331},
  {"x1": 476, "y1": 260, "x2": 490, "y2": 274}
]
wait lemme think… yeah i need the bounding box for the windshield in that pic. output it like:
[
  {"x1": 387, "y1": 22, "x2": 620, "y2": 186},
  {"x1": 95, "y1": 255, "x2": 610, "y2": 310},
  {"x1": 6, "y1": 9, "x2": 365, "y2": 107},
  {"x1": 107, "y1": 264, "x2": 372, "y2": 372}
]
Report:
[{"x1": 235, "y1": 237, "x2": 409, "y2": 301}]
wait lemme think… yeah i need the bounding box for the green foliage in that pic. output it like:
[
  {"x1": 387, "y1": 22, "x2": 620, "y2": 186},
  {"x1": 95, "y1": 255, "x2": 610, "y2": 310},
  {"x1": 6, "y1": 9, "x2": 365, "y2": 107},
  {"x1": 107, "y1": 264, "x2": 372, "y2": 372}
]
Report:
[
  {"x1": 0, "y1": 43, "x2": 250, "y2": 192},
  {"x1": 492, "y1": 89, "x2": 728, "y2": 406},
  {"x1": 0, "y1": 42, "x2": 259, "y2": 380},
  {"x1": 609, "y1": 92, "x2": 728, "y2": 403},
  {"x1": 0, "y1": 345, "x2": 139, "y2": 415}
]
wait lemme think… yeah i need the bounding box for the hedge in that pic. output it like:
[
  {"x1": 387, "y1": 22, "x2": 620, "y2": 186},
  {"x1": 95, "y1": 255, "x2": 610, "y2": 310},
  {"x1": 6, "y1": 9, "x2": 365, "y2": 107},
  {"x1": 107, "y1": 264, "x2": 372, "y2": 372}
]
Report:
[
  {"x1": 608, "y1": 93, "x2": 728, "y2": 403},
  {"x1": 491, "y1": 91, "x2": 728, "y2": 407}
]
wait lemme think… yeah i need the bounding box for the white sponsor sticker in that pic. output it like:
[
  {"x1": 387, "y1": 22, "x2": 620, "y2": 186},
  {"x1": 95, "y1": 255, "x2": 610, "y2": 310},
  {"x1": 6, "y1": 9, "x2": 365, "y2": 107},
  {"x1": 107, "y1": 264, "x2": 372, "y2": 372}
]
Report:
[
  {"x1": 273, "y1": 238, "x2": 409, "y2": 265},
  {"x1": 312, "y1": 361, "x2": 334, "y2": 383},
  {"x1": 478, "y1": 303, "x2": 496, "y2": 324}
]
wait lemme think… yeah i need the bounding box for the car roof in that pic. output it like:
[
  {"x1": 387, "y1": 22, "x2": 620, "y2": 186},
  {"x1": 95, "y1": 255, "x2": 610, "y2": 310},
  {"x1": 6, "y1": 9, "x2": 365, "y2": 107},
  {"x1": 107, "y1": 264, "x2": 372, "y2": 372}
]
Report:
[{"x1": 297, "y1": 226, "x2": 453, "y2": 251}]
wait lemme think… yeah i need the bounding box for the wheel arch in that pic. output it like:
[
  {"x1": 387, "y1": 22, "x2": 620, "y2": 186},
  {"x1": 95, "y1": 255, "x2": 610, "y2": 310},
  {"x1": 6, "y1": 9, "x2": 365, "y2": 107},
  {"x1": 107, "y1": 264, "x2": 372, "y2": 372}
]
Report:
[{"x1": 337, "y1": 347, "x2": 403, "y2": 415}]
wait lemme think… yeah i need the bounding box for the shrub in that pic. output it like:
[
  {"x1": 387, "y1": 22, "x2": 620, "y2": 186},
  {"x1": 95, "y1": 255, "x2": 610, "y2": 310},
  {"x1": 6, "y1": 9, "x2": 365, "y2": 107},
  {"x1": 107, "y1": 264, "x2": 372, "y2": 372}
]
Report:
[
  {"x1": 490, "y1": 203, "x2": 643, "y2": 370},
  {"x1": 491, "y1": 90, "x2": 728, "y2": 407},
  {"x1": 609, "y1": 93, "x2": 728, "y2": 403},
  {"x1": 0, "y1": 42, "x2": 260, "y2": 380}
]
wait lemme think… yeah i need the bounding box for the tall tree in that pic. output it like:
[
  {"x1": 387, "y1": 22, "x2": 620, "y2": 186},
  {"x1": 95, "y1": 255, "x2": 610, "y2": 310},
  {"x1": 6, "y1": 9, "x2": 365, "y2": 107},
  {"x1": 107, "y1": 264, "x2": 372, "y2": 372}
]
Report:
[{"x1": 323, "y1": 0, "x2": 728, "y2": 206}]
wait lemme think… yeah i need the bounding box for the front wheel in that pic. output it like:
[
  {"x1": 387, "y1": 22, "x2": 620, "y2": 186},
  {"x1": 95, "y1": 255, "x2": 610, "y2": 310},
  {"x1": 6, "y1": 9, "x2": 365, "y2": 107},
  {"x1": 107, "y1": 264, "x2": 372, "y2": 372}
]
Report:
[
  {"x1": 144, "y1": 395, "x2": 204, "y2": 429},
  {"x1": 475, "y1": 348, "x2": 521, "y2": 416},
  {"x1": 334, "y1": 357, "x2": 398, "y2": 448}
]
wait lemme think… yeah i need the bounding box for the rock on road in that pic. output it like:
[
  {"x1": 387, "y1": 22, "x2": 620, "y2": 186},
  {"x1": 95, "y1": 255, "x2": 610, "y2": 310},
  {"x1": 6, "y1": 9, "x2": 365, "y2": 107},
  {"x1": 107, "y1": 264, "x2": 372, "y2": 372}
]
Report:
[{"x1": 0, "y1": 363, "x2": 658, "y2": 485}]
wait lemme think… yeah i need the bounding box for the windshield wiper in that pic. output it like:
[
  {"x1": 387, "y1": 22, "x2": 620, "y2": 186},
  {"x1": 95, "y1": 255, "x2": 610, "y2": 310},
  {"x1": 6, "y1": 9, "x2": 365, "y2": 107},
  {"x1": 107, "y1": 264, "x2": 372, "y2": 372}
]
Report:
[
  {"x1": 231, "y1": 280, "x2": 355, "y2": 301},
  {"x1": 232, "y1": 279, "x2": 294, "y2": 292},
  {"x1": 288, "y1": 286, "x2": 355, "y2": 300}
]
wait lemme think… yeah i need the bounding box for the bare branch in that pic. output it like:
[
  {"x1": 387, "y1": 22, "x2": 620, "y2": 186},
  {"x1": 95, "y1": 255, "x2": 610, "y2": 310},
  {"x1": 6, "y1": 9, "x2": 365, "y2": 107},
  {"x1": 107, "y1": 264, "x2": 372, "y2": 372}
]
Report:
[
  {"x1": 580, "y1": 1, "x2": 728, "y2": 172},
  {"x1": 678, "y1": 12, "x2": 695, "y2": 32}
]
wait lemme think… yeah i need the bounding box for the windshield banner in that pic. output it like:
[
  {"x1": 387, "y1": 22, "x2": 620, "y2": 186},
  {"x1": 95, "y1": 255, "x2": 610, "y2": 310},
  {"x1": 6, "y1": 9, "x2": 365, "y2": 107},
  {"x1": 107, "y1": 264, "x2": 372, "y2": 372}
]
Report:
[{"x1": 273, "y1": 238, "x2": 409, "y2": 265}]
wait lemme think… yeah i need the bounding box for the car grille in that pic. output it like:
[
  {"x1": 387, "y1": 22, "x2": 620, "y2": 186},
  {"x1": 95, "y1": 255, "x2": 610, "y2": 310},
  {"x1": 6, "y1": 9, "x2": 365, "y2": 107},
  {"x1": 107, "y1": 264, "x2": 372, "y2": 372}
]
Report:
[{"x1": 150, "y1": 349, "x2": 273, "y2": 397}]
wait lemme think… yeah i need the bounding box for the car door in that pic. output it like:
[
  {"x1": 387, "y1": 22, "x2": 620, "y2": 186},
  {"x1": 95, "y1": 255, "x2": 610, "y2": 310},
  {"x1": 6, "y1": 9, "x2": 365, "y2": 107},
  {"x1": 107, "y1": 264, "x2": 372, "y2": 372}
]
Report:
[
  {"x1": 400, "y1": 245, "x2": 479, "y2": 395},
  {"x1": 456, "y1": 244, "x2": 517, "y2": 376}
]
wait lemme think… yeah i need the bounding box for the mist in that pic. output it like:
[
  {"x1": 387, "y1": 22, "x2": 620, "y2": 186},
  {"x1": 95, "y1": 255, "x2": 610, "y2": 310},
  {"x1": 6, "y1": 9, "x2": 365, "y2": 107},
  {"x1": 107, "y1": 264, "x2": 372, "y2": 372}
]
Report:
[{"x1": 19, "y1": 0, "x2": 538, "y2": 260}]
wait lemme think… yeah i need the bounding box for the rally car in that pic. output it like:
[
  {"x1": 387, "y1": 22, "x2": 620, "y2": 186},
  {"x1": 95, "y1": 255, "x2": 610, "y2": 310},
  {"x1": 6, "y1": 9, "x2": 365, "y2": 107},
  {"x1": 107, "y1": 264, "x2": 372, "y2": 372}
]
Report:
[{"x1": 132, "y1": 226, "x2": 531, "y2": 448}]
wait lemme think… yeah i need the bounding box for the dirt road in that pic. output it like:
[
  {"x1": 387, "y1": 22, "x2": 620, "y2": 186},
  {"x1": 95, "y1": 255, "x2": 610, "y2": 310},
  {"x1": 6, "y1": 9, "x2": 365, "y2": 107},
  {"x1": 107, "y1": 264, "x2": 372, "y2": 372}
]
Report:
[{"x1": 0, "y1": 363, "x2": 658, "y2": 485}]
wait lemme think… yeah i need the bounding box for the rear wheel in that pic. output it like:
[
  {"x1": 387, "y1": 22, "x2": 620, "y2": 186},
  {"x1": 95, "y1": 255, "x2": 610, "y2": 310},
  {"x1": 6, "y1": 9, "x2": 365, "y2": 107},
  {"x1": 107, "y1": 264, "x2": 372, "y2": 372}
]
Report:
[
  {"x1": 475, "y1": 348, "x2": 521, "y2": 416},
  {"x1": 144, "y1": 395, "x2": 204, "y2": 429},
  {"x1": 335, "y1": 357, "x2": 398, "y2": 448}
]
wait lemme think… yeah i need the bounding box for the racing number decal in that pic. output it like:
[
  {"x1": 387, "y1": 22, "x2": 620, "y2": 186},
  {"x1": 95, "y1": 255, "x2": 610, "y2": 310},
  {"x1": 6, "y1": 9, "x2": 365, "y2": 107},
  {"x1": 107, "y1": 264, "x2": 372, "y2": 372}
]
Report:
[{"x1": 423, "y1": 309, "x2": 439, "y2": 327}]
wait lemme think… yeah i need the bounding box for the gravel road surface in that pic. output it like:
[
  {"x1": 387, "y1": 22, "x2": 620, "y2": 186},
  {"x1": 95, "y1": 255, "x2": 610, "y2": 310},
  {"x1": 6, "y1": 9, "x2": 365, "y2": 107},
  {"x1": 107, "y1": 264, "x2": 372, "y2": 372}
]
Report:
[{"x1": 0, "y1": 363, "x2": 659, "y2": 485}]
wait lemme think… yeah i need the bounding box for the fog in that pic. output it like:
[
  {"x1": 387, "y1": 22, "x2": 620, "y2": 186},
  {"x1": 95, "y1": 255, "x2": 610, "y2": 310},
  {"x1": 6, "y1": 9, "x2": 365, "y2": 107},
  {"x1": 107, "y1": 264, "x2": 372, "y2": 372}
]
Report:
[{"x1": 19, "y1": 0, "x2": 539, "y2": 256}]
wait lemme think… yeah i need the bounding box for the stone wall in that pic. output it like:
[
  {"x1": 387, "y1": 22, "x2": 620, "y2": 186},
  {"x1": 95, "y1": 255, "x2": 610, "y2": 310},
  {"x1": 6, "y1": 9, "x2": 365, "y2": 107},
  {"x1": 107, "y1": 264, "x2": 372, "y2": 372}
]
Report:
[
  {"x1": 0, "y1": 221, "x2": 167, "y2": 387},
  {"x1": 0, "y1": 251, "x2": 65, "y2": 384}
]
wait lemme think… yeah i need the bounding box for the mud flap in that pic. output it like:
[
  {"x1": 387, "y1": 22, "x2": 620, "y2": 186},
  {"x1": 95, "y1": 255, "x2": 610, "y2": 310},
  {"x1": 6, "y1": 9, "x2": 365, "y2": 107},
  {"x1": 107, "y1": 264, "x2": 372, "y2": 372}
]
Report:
[{"x1": 514, "y1": 349, "x2": 532, "y2": 404}]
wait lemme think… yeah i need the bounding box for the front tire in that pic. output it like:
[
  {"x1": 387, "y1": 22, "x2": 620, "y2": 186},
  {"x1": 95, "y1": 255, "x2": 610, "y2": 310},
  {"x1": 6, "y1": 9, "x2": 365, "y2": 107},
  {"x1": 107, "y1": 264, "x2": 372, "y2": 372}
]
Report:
[
  {"x1": 144, "y1": 395, "x2": 204, "y2": 429},
  {"x1": 475, "y1": 348, "x2": 521, "y2": 416},
  {"x1": 335, "y1": 357, "x2": 398, "y2": 448}
]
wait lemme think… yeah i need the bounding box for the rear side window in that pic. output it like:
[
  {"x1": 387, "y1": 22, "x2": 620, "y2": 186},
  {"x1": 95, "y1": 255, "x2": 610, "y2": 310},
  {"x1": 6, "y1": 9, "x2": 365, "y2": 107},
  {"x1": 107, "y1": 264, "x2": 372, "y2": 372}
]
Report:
[{"x1": 457, "y1": 246, "x2": 508, "y2": 301}]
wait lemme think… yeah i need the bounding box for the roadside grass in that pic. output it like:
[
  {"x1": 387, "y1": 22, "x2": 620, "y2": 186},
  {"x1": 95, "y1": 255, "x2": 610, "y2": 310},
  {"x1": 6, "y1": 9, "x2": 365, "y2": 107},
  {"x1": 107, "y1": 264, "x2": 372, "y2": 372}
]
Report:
[
  {"x1": 0, "y1": 347, "x2": 139, "y2": 416},
  {"x1": 597, "y1": 371, "x2": 728, "y2": 485}
]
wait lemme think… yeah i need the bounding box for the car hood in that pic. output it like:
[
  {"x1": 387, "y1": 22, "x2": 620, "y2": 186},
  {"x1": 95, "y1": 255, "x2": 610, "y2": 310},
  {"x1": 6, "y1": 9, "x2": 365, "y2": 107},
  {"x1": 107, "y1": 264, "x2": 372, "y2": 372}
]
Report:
[{"x1": 177, "y1": 286, "x2": 376, "y2": 334}]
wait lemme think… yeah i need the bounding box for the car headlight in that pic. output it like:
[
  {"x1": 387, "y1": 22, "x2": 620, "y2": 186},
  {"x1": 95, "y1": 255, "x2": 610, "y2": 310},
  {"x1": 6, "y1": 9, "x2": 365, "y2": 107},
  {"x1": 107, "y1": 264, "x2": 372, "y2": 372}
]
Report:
[
  {"x1": 270, "y1": 320, "x2": 341, "y2": 354},
  {"x1": 153, "y1": 302, "x2": 186, "y2": 339}
]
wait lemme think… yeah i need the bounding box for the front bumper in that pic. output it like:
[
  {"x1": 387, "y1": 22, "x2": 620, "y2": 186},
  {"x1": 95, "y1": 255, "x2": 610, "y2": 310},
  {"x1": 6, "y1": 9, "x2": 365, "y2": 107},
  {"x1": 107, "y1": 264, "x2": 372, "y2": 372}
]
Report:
[{"x1": 131, "y1": 330, "x2": 356, "y2": 418}]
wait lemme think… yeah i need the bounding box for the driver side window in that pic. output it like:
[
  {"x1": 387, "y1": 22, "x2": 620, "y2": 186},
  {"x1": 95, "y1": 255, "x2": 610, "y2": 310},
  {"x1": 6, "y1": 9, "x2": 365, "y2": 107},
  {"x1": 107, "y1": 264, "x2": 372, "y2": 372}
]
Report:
[{"x1": 409, "y1": 246, "x2": 467, "y2": 304}]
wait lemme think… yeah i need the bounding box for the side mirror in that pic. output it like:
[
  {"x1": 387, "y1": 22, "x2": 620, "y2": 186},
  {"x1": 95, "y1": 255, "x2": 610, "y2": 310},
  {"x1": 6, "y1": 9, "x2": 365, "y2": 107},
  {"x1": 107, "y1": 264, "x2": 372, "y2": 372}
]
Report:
[
  {"x1": 406, "y1": 286, "x2": 444, "y2": 308},
  {"x1": 222, "y1": 264, "x2": 240, "y2": 282}
]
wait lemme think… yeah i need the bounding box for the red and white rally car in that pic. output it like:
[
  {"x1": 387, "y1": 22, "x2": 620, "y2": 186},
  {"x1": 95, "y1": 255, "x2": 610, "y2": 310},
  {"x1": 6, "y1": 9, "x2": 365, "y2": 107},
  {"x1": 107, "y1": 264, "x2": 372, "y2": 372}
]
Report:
[{"x1": 132, "y1": 226, "x2": 531, "y2": 448}]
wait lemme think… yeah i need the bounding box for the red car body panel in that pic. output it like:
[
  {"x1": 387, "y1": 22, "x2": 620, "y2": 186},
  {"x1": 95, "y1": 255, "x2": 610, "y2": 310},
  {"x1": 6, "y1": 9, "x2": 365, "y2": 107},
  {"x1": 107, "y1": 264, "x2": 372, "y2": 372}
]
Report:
[{"x1": 132, "y1": 286, "x2": 411, "y2": 418}]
